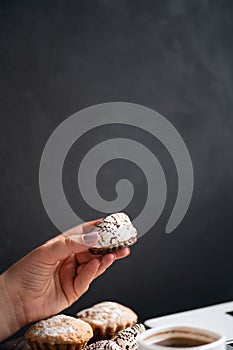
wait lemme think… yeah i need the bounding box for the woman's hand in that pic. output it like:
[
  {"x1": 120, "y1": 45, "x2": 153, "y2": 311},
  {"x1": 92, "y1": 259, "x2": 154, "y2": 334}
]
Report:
[{"x1": 0, "y1": 220, "x2": 130, "y2": 342}]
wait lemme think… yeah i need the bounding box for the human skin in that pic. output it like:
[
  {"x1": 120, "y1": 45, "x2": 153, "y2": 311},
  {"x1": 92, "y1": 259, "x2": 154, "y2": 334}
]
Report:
[{"x1": 0, "y1": 219, "x2": 130, "y2": 342}]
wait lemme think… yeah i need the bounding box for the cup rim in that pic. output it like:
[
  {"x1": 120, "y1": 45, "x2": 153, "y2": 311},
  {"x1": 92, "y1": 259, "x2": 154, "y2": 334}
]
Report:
[{"x1": 138, "y1": 325, "x2": 225, "y2": 350}]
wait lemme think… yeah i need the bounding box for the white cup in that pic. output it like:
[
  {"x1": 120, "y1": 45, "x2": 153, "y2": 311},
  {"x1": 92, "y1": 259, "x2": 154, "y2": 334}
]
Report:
[{"x1": 138, "y1": 326, "x2": 226, "y2": 350}]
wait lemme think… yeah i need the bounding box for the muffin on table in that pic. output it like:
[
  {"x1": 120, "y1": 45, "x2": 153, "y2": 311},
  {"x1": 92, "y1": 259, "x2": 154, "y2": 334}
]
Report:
[
  {"x1": 25, "y1": 314, "x2": 93, "y2": 350},
  {"x1": 76, "y1": 301, "x2": 138, "y2": 341}
]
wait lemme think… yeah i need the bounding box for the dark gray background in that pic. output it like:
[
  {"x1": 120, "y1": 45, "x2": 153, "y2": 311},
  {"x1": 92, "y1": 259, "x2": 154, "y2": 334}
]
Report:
[{"x1": 1, "y1": 0, "x2": 233, "y2": 338}]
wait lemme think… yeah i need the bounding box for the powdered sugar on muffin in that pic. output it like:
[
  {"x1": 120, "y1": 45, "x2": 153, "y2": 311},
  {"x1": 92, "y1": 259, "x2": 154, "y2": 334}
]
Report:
[
  {"x1": 25, "y1": 314, "x2": 93, "y2": 349},
  {"x1": 89, "y1": 213, "x2": 137, "y2": 255},
  {"x1": 112, "y1": 324, "x2": 146, "y2": 350},
  {"x1": 76, "y1": 301, "x2": 138, "y2": 341},
  {"x1": 83, "y1": 340, "x2": 122, "y2": 350}
]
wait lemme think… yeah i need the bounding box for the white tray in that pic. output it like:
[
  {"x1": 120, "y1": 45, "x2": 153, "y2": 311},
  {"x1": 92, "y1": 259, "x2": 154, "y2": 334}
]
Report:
[{"x1": 144, "y1": 301, "x2": 233, "y2": 342}]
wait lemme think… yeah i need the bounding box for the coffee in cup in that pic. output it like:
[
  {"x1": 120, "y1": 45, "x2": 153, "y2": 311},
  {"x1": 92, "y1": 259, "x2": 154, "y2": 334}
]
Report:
[{"x1": 138, "y1": 326, "x2": 225, "y2": 350}]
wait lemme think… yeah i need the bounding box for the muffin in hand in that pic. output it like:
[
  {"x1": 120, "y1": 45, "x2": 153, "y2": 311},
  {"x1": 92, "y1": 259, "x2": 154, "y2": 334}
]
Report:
[{"x1": 89, "y1": 213, "x2": 137, "y2": 255}]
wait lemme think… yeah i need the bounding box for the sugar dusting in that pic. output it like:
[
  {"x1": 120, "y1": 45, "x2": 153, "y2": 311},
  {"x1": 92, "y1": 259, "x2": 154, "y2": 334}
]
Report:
[
  {"x1": 84, "y1": 340, "x2": 122, "y2": 350},
  {"x1": 77, "y1": 302, "x2": 137, "y2": 326},
  {"x1": 112, "y1": 324, "x2": 146, "y2": 350},
  {"x1": 91, "y1": 213, "x2": 137, "y2": 249},
  {"x1": 29, "y1": 315, "x2": 87, "y2": 338}
]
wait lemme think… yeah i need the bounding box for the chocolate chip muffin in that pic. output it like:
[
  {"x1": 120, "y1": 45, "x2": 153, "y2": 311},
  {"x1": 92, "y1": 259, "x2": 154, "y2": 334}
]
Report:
[
  {"x1": 112, "y1": 324, "x2": 146, "y2": 350},
  {"x1": 89, "y1": 213, "x2": 137, "y2": 255},
  {"x1": 83, "y1": 340, "x2": 122, "y2": 350}
]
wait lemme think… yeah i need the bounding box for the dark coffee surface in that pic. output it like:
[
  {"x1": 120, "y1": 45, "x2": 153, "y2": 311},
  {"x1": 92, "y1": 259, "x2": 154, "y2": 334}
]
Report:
[{"x1": 154, "y1": 337, "x2": 210, "y2": 348}]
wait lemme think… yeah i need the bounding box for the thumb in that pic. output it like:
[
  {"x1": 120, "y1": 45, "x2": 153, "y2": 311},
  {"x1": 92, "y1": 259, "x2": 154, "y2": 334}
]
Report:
[
  {"x1": 65, "y1": 232, "x2": 100, "y2": 246},
  {"x1": 35, "y1": 232, "x2": 99, "y2": 264}
]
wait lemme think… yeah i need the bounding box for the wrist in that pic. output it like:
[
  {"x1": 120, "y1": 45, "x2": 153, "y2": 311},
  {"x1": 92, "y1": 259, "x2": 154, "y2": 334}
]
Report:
[{"x1": 0, "y1": 271, "x2": 26, "y2": 342}]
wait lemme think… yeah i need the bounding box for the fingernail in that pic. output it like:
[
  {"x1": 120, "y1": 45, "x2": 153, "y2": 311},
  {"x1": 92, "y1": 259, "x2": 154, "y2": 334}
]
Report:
[{"x1": 83, "y1": 232, "x2": 99, "y2": 244}]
